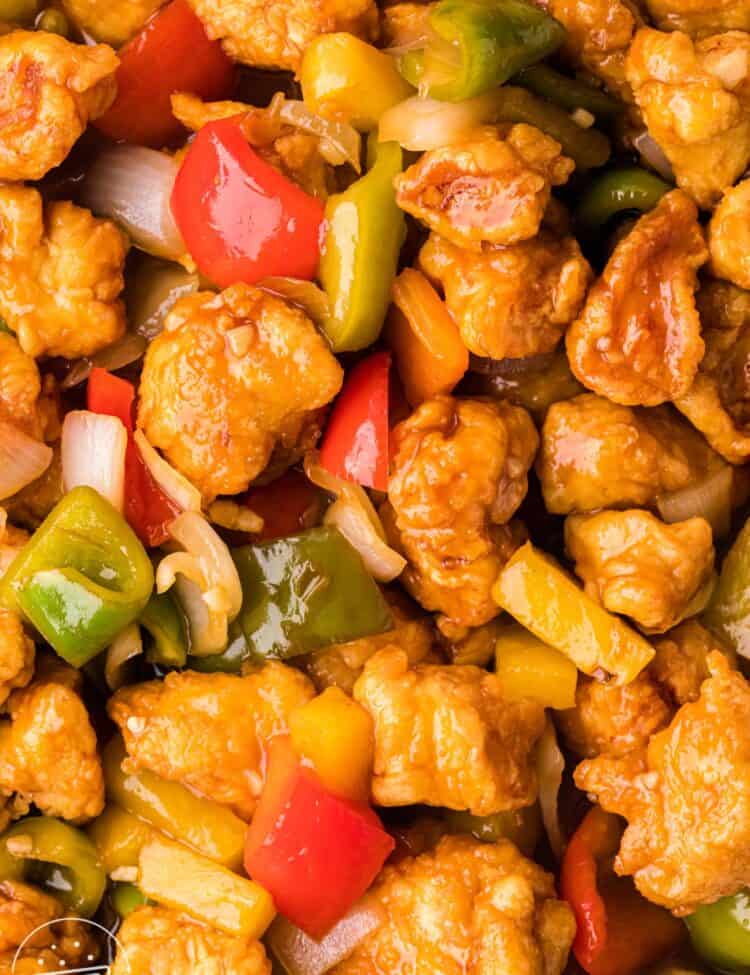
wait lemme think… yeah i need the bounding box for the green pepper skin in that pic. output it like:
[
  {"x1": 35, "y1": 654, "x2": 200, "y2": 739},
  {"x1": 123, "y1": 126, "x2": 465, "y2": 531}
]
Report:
[
  {"x1": 575, "y1": 166, "x2": 671, "y2": 236},
  {"x1": 140, "y1": 590, "x2": 188, "y2": 668},
  {"x1": 0, "y1": 817, "x2": 106, "y2": 918},
  {"x1": 513, "y1": 64, "x2": 621, "y2": 119},
  {"x1": 233, "y1": 526, "x2": 393, "y2": 659},
  {"x1": 704, "y1": 517, "x2": 750, "y2": 658},
  {"x1": 413, "y1": 0, "x2": 566, "y2": 101},
  {"x1": 319, "y1": 136, "x2": 405, "y2": 352},
  {"x1": 110, "y1": 882, "x2": 150, "y2": 918},
  {"x1": 443, "y1": 805, "x2": 542, "y2": 857},
  {"x1": 0, "y1": 487, "x2": 154, "y2": 667},
  {"x1": 187, "y1": 621, "x2": 251, "y2": 674},
  {"x1": 686, "y1": 889, "x2": 750, "y2": 973}
]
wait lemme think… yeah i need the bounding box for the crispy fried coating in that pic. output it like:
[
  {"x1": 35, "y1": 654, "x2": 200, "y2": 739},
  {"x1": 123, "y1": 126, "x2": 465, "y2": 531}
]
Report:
[
  {"x1": 538, "y1": 393, "x2": 727, "y2": 514},
  {"x1": 109, "y1": 665, "x2": 315, "y2": 820},
  {"x1": 0, "y1": 185, "x2": 127, "y2": 359},
  {"x1": 354, "y1": 647, "x2": 545, "y2": 815},
  {"x1": 61, "y1": 0, "x2": 167, "y2": 45},
  {"x1": 709, "y1": 178, "x2": 750, "y2": 289},
  {"x1": 0, "y1": 30, "x2": 117, "y2": 182},
  {"x1": 0, "y1": 612, "x2": 33, "y2": 711},
  {"x1": 330, "y1": 835, "x2": 575, "y2": 975},
  {"x1": 395, "y1": 126, "x2": 574, "y2": 249},
  {"x1": 576, "y1": 652, "x2": 750, "y2": 914},
  {"x1": 385, "y1": 396, "x2": 538, "y2": 632},
  {"x1": 419, "y1": 231, "x2": 591, "y2": 360},
  {"x1": 643, "y1": 0, "x2": 750, "y2": 36},
  {"x1": 137, "y1": 285, "x2": 343, "y2": 501},
  {"x1": 567, "y1": 191, "x2": 708, "y2": 406},
  {"x1": 626, "y1": 28, "x2": 750, "y2": 207},
  {"x1": 0, "y1": 334, "x2": 39, "y2": 438}
]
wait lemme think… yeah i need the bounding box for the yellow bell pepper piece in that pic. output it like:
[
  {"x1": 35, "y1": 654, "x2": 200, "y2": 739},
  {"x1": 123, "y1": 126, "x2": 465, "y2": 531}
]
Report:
[
  {"x1": 492, "y1": 542, "x2": 654, "y2": 684},
  {"x1": 300, "y1": 33, "x2": 414, "y2": 131},
  {"x1": 87, "y1": 805, "x2": 155, "y2": 875},
  {"x1": 289, "y1": 686, "x2": 374, "y2": 801},
  {"x1": 138, "y1": 836, "x2": 275, "y2": 941},
  {"x1": 495, "y1": 623, "x2": 578, "y2": 709}
]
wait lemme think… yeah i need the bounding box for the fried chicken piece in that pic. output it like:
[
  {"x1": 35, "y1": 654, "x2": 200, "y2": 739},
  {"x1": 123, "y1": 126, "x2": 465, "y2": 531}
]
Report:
[
  {"x1": 354, "y1": 647, "x2": 545, "y2": 815},
  {"x1": 538, "y1": 393, "x2": 727, "y2": 514},
  {"x1": 395, "y1": 126, "x2": 574, "y2": 249},
  {"x1": 643, "y1": 0, "x2": 750, "y2": 37},
  {"x1": 109, "y1": 665, "x2": 314, "y2": 820},
  {"x1": 0, "y1": 185, "x2": 127, "y2": 359},
  {"x1": 567, "y1": 191, "x2": 707, "y2": 407},
  {"x1": 0, "y1": 678, "x2": 104, "y2": 822},
  {"x1": 0, "y1": 30, "x2": 117, "y2": 182},
  {"x1": 3, "y1": 449, "x2": 63, "y2": 533},
  {"x1": 0, "y1": 612, "x2": 33, "y2": 711},
  {"x1": 110, "y1": 906, "x2": 270, "y2": 975},
  {"x1": 576, "y1": 652, "x2": 750, "y2": 914},
  {"x1": 185, "y1": 0, "x2": 378, "y2": 70},
  {"x1": 419, "y1": 231, "x2": 591, "y2": 360},
  {"x1": 0, "y1": 334, "x2": 39, "y2": 438},
  {"x1": 137, "y1": 285, "x2": 343, "y2": 501},
  {"x1": 385, "y1": 396, "x2": 537, "y2": 632},
  {"x1": 61, "y1": 0, "x2": 167, "y2": 45},
  {"x1": 0, "y1": 512, "x2": 27, "y2": 579},
  {"x1": 709, "y1": 179, "x2": 750, "y2": 290},
  {"x1": 331, "y1": 835, "x2": 575, "y2": 975},
  {"x1": 626, "y1": 28, "x2": 750, "y2": 208}
]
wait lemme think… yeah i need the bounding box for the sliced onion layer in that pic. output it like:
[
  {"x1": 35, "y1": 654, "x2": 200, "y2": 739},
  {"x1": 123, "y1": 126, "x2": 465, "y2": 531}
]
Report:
[
  {"x1": 379, "y1": 93, "x2": 499, "y2": 151},
  {"x1": 657, "y1": 466, "x2": 733, "y2": 539},
  {"x1": 127, "y1": 257, "x2": 201, "y2": 342},
  {"x1": 61, "y1": 410, "x2": 127, "y2": 511},
  {"x1": 105, "y1": 623, "x2": 143, "y2": 691},
  {"x1": 133, "y1": 430, "x2": 201, "y2": 513},
  {"x1": 274, "y1": 96, "x2": 362, "y2": 172},
  {"x1": 61, "y1": 333, "x2": 148, "y2": 390},
  {"x1": 536, "y1": 718, "x2": 565, "y2": 860},
  {"x1": 0, "y1": 421, "x2": 53, "y2": 501}
]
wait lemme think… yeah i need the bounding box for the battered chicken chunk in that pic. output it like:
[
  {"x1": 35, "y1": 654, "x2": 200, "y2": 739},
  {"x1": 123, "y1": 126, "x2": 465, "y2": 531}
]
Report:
[
  {"x1": 0, "y1": 30, "x2": 117, "y2": 182},
  {"x1": 111, "y1": 906, "x2": 270, "y2": 975},
  {"x1": 0, "y1": 612, "x2": 33, "y2": 711},
  {"x1": 395, "y1": 127, "x2": 574, "y2": 249},
  {"x1": 676, "y1": 279, "x2": 750, "y2": 462},
  {"x1": 643, "y1": 0, "x2": 750, "y2": 36},
  {"x1": 0, "y1": 678, "x2": 104, "y2": 822},
  {"x1": 354, "y1": 647, "x2": 545, "y2": 814},
  {"x1": 626, "y1": 28, "x2": 750, "y2": 208},
  {"x1": 576, "y1": 652, "x2": 750, "y2": 914},
  {"x1": 565, "y1": 509, "x2": 715, "y2": 633},
  {"x1": 0, "y1": 186, "x2": 128, "y2": 359},
  {"x1": 61, "y1": 0, "x2": 167, "y2": 45},
  {"x1": 109, "y1": 665, "x2": 314, "y2": 820},
  {"x1": 385, "y1": 396, "x2": 538, "y2": 632},
  {"x1": 330, "y1": 835, "x2": 575, "y2": 975},
  {"x1": 0, "y1": 512, "x2": 27, "y2": 579},
  {"x1": 709, "y1": 179, "x2": 750, "y2": 290},
  {"x1": 137, "y1": 285, "x2": 343, "y2": 501},
  {"x1": 419, "y1": 231, "x2": 591, "y2": 361},
  {"x1": 567, "y1": 191, "x2": 708, "y2": 407},
  {"x1": 650, "y1": 618, "x2": 734, "y2": 705},
  {"x1": 0, "y1": 334, "x2": 39, "y2": 438},
  {"x1": 185, "y1": 0, "x2": 378, "y2": 70},
  {"x1": 538, "y1": 393, "x2": 727, "y2": 514}
]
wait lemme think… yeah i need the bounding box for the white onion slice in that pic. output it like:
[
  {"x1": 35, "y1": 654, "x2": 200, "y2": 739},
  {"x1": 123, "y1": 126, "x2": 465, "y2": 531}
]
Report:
[
  {"x1": 133, "y1": 430, "x2": 201, "y2": 513},
  {"x1": 127, "y1": 259, "x2": 201, "y2": 342},
  {"x1": 275, "y1": 97, "x2": 362, "y2": 172},
  {"x1": 257, "y1": 277, "x2": 331, "y2": 330},
  {"x1": 0, "y1": 421, "x2": 52, "y2": 501},
  {"x1": 657, "y1": 466, "x2": 733, "y2": 539},
  {"x1": 536, "y1": 718, "x2": 565, "y2": 860},
  {"x1": 61, "y1": 333, "x2": 148, "y2": 390},
  {"x1": 61, "y1": 411, "x2": 127, "y2": 511},
  {"x1": 174, "y1": 574, "x2": 229, "y2": 656},
  {"x1": 105, "y1": 623, "x2": 143, "y2": 691},
  {"x1": 167, "y1": 511, "x2": 242, "y2": 620},
  {"x1": 208, "y1": 500, "x2": 264, "y2": 534},
  {"x1": 633, "y1": 130, "x2": 674, "y2": 182},
  {"x1": 81, "y1": 146, "x2": 185, "y2": 261},
  {"x1": 379, "y1": 92, "x2": 499, "y2": 151}
]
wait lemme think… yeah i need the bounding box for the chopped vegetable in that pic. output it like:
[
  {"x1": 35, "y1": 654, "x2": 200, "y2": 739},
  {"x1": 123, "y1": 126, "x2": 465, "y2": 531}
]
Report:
[
  {"x1": 233, "y1": 526, "x2": 393, "y2": 659},
  {"x1": 0, "y1": 487, "x2": 154, "y2": 667},
  {"x1": 244, "y1": 736, "x2": 394, "y2": 938},
  {"x1": 87, "y1": 805, "x2": 156, "y2": 875},
  {"x1": 492, "y1": 542, "x2": 655, "y2": 684},
  {"x1": 61, "y1": 410, "x2": 128, "y2": 512},
  {"x1": 245, "y1": 468, "x2": 324, "y2": 541},
  {"x1": 536, "y1": 718, "x2": 565, "y2": 859},
  {"x1": 94, "y1": 0, "x2": 235, "y2": 147},
  {"x1": 514, "y1": 64, "x2": 621, "y2": 119},
  {"x1": 104, "y1": 622, "x2": 143, "y2": 691},
  {"x1": 575, "y1": 167, "x2": 671, "y2": 237},
  {"x1": 319, "y1": 351, "x2": 391, "y2": 491},
  {"x1": 705, "y1": 516, "x2": 750, "y2": 658},
  {"x1": 111, "y1": 882, "x2": 151, "y2": 918},
  {"x1": 686, "y1": 889, "x2": 750, "y2": 973},
  {"x1": 132, "y1": 430, "x2": 202, "y2": 513},
  {"x1": 140, "y1": 589, "x2": 188, "y2": 668},
  {"x1": 126, "y1": 257, "x2": 200, "y2": 342},
  {"x1": 103, "y1": 738, "x2": 246, "y2": 870},
  {"x1": 275, "y1": 96, "x2": 362, "y2": 172},
  {"x1": 171, "y1": 118, "x2": 325, "y2": 287},
  {"x1": 386, "y1": 268, "x2": 469, "y2": 406},
  {"x1": 61, "y1": 333, "x2": 149, "y2": 391},
  {"x1": 139, "y1": 835, "x2": 275, "y2": 940},
  {"x1": 657, "y1": 466, "x2": 733, "y2": 540},
  {"x1": 319, "y1": 137, "x2": 405, "y2": 352},
  {"x1": 35, "y1": 7, "x2": 69, "y2": 35},
  {"x1": 300, "y1": 32, "x2": 414, "y2": 131},
  {"x1": 0, "y1": 420, "x2": 52, "y2": 501},
  {"x1": 495, "y1": 622, "x2": 578, "y2": 709},
  {"x1": 443, "y1": 805, "x2": 541, "y2": 856}
]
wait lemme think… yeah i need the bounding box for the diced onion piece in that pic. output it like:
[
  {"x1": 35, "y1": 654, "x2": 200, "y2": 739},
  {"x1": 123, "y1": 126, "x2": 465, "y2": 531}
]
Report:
[
  {"x1": 208, "y1": 500, "x2": 264, "y2": 534},
  {"x1": 268, "y1": 899, "x2": 384, "y2": 975},
  {"x1": 156, "y1": 551, "x2": 205, "y2": 593},
  {"x1": 0, "y1": 421, "x2": 53, "y2": 501},
  {"x1": 174, "y1": 574, "x2": 229, "y2": 656},
  {"x1": 167, "y1": 511, "x2": 242, "y2": 620},
  {"x1": 379, "y1": 92, "x2": 499, "y2": 151},
  {"x1": 274, "y1": 96, "x2": 362, "y2": 172},
  {"x1": 570, "y1": 107, "x2": 595, "y2": 129},
  {"x1": 81, "y1": 146, "x2": 185, "y2": 261},
  {"x1": 657, "y1": 466, "x2": 733, "y2": 539},
  {"x1": 61, "y1": 333, "x2": 148, "y2": 390},
  {"x1": 257, "y1": 277, "x2": 331, "y2": 330},
  {"x1": 105, "y1": 623, "x2": 143, "y2": 691},
  {"x1": 61, "y1": 410, "x2": 127, "y2": 511},
  {"x1": 536, "y1": 718, "x2": 565, "y2": 860},
  {"x1": 133, "y1": 429, "x2": 201, "y2": 513},
  {"x1": 127, "y1": 257, "x2": 202, "y2": 342},
  {"x1": 632, "y1": 130, "x2": 674, "y2": 182}
]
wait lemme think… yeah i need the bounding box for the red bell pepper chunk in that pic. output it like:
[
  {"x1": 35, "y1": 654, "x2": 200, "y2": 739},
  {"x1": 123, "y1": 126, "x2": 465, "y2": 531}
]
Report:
[
  {"x1": 95, "y1": 0, "x2": 235, "y2": 148},
  {"x1": 171, "y1": 118, "x2": 325, "y2": 287},
  {"x1": 87, "y1": 369, "x2": 180, "y2": 547},
  {"x1": 244, "y1": 736, "x2": 394, "y2": 938},
  {"x1": 245, "y1": 469, "x2": 323, "y2": 541},
  {"x1": 319, "y1": 351, "x2": 391, "y2": 491},
  {"x1": 560, "y1": 807, "x2": 685, "y2": 975}
]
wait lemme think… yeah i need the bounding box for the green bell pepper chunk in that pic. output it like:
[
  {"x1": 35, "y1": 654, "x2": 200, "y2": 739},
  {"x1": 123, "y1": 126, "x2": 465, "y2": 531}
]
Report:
[
  {"x1": 443, "y1": 805, "x2": 542, "y2": 857},
  {"x1": 110, "y1": 882, "x2": 151, "y2": 918},
  {"x1": 704, "y1": 517, "x2": 750, "y2": 658},
  {"x1": 35, "y1": 7, "x2": 70, "y2": 35},
  {"x1": 399, "y1": 0, "x2": 565, "y2": 101},
  {"x1": 188, "y1": 621, "x2": 251, "y2": 673},
  {"x1": 319, "y1": 135, "x2": 405, "y2": 352},
  {"x1": 686, "y1": 889, "x2": 750, "y2": 973},
  {"x1": 0, "y1": 817, "x2": 106, "y2": 918},
  {"x1": 0, "y1": 486, "x2": 154, "y2": 667},
  {"x1": 140, "y1": 590, "x2": 188, "y2": 668},
  {"x1": 233, "y1": 526, "x2": 393, "y2": 659},
  {"x1": 575, "y1": 166, "x2": 671, "y2": 237},
  {"x1": 513, "y1": 64, "x2": 621, "y2": 119}
]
